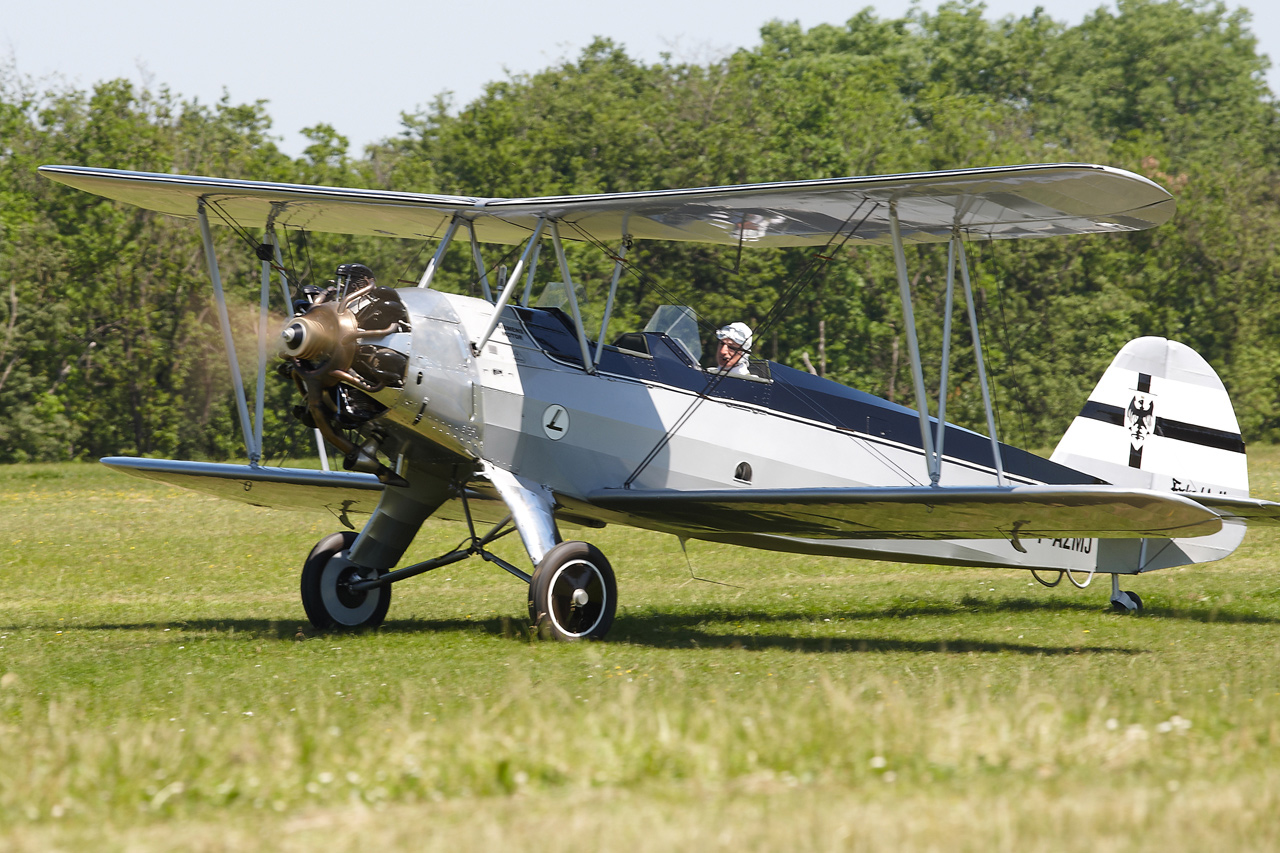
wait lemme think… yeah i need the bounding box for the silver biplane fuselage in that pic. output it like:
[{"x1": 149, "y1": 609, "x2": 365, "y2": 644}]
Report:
[
  {"x1": 347, "y1": 283, "x2": 1241, "y2": 576},
  {"x1": 376, "y1": 288, "x2": 1085, "y2": 562},
  {"x1": 39, "y1": 162, "x2": 1280, "y2": 640}
]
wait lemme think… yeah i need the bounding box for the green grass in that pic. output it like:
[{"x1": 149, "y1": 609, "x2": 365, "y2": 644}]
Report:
[{"x1": 3, "y1": 453, "x2": 1280, "y2": 851}]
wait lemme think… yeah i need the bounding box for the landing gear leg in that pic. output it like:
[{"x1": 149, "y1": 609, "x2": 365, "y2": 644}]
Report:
[
  {"x1": 528, "y1": 541, "x2": 617, "y2": 641},
  {"x1": 299, "y1": 461, "x2": 449, "y2": 629},
  {"x1": 1110, "y1": 573, "x2": 1144, "y2": 613}
]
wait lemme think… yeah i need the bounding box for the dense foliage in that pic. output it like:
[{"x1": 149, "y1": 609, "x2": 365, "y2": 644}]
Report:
[{"x1": 2, "y1": 0, "x2": 1277, "y2": 463}]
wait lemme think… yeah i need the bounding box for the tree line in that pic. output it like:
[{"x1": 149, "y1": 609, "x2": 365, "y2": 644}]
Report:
[{"x1": 1, "y1": 0, "x2": 1277, "y2": 464}]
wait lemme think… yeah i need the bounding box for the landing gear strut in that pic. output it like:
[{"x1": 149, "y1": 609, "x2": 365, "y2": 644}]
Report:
[{"x1": 298, "y1": 484, "x2": 620, "y2": 640}]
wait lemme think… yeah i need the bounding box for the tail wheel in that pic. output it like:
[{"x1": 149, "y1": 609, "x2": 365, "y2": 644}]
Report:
[
  {"x1": 528, "y1": 541, "x2": 617, "y2": 641},
  {"x1": 300, "y1": 531, "x2": 392, "y2": 630},
  {"x1": 1111, "y1": 590, "x2": 1144, "y2": 613}
]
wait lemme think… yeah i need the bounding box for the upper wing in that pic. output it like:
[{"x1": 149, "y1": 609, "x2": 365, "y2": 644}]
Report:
[
  {"x1": 39, "y1": 163, "x2": 1173, "y2": 248},
  {"x1": 587, "y1": 484, "x2": 1222, "y2": 540}
]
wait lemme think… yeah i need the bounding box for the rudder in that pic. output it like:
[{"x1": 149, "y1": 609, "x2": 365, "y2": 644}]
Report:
[{"x1": 1050, "y1": 337, "x2": 1247, "y2": 498}]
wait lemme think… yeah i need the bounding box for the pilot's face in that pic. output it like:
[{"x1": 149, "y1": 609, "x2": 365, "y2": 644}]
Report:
[{"x1": 716, "y1": 337, "x2": 745, "y2": 368}]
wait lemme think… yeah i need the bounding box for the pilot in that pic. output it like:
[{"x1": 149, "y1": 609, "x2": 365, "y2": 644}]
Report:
[{"x1": 714, "y1": 322, "x2": 753, "y2": 376}]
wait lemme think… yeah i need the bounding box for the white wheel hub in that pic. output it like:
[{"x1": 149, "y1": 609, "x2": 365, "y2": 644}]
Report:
[{"x1": 320, "y1": 551, "x2": 381, "y2": 626}]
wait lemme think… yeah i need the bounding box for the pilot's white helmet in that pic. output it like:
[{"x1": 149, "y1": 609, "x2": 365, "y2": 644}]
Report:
[{"x1": 715, "y1": 322, "x2": 753, "y2": 351}]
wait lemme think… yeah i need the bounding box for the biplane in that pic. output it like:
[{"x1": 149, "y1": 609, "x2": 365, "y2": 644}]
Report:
[{"x1": 39, "y1": 162, "x2": 1280, "y2": 640}]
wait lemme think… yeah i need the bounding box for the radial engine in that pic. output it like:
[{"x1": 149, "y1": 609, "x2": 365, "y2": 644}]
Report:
[{"x1": 277, "y1": 264, "x2": 410, "y2": 484}]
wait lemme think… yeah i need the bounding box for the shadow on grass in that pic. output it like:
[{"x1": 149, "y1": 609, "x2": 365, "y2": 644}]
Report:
[
  {"x1": 373, "y1": 611, "x2": 1140, "y2": 655},
  {"x1": 20, "y1": 595, "x2": 1274, "y2": 656},
  {"x1": 961, "y1": 595, "x2": 1280, "y2": 626},
  {"x1": 593, "y1": 606, "x2": 1145, "y2": 655},
  {"x1": 48, "y1": 613, "x2": 1135, "y2": 656}
]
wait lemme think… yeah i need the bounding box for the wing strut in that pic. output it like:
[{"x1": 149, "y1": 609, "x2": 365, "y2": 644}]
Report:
[
  {"x1": 890, "y1": 211, "x2": 1009, "y2": 487},
  {"x1": 198, "y1": 200, "x2": 259, "y2": 465},
  {"x1": 260, "y1": 227, "x2": 293, "y2": 319},
  {"x1": 550, "y1": 221, "x2": 595, "y2": 373},
  {"x1": 419, "y1": 215, "x2": 463, "y2": 290},
  {"x1": 933, "y1": 233, "x2": 1007, "y2": 485},
  {"x1": 935, "y1": 238, "x2": 958, "y2": 471},
  {"x1": 254, "y1": 229, "x2": 274, "y2": 461},
  {"x1": 262, "y1": 228, "x2": 331, "y2": 469},
  {"x1": 957, "y1": 238, "x2": 1006, "y2": 484},
  {"x1": 519, "y1": 236, "x2": 544, "y2": 307},
  {"x1": 462, "y1": 219, "x2": 495, "y2": 302},
  {"x1": 889, "y1": 202, "x2": 939, "y2": 485},
  {"x1": 474, "y1": 217, "x2": 548, "y2": 354},
  {"x1": 594, "y1": 236, "x2": 631, "y2": 368}
]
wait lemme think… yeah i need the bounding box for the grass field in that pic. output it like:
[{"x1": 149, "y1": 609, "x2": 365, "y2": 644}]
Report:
[{"x1": 2, "y1": 453, "x2": 1280, "y2": 851}]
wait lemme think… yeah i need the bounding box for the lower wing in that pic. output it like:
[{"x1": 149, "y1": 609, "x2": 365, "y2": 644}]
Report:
[
  {"x1": 105, "y1": 457, "x2": 1253, "y2": 542},
  {"x1": 99, "y1": 457, "x2": 551, "y2": 530},
  {"x1": 101, "y1": 457, "x2": 385, "y2": 516},
  {"x1": 587, "y1": 485, "x2": 1224, "y2": 541}
]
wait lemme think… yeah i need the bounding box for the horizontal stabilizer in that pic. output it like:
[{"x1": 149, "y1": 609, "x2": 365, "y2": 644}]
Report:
[
  {"x1": 588, "y1": 485, "x2": 1222, "y2": 541},
  {"x1": 101, "y1": 457, "x2": 384, "y2": 515}
]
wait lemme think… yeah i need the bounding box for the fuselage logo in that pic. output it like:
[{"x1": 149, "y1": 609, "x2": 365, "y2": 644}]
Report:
[
  {"x1": 542, "y1": 404, "x2": 570, "y2": 440},
  {"x1": 1126, "y1": 394, "x2": 1155, "y2": 448}
]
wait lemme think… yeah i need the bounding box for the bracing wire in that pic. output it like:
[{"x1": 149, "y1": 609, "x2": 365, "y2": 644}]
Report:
[
  {"x1": 394, "y1": 239, "x2": 432, "y2": 286},
  {"x1": 557, "y1": 220, "x2": 721, "y2": 339},
  {"x1": 203, "y1": 199, "x2": 306, "y2": 292},
  {"x1": 427, "y1": 215, "x2": 532, "y2": 297},
  {"x1": 676, "y1": 537, "x2": 744, "y2": 589},
  {"x1": 976, "y1": 239, "x2": 1029, "y2": 447},
  {"x1": 204, "y1": 199, "x2": 266, "y2": 256},
  {"x1": 973, "y1": 272, "x2": 1005, "y2": 444}
]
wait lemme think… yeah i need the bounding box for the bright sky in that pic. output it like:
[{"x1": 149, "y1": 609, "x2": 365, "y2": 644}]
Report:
[{"x1": 5, "y1": 0, "x2": 1277, "y2": 158}]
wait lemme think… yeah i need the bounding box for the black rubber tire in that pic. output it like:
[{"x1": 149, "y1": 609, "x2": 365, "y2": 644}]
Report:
[
  {"x1": 527, "y1": 541, "x2": 617, "y2": 641},
  {"x1": 300, "y1": 531, "x2": 391, "y2": 630}
]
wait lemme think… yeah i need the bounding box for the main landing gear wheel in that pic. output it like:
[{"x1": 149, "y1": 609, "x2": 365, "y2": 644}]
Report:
[
  {"x1": 300, "y1": 530, "x2": 391, "y2": 630},
  {"x1": 528, "y1": 541, "x2": 617, "y2": 641},
  {"x1": 1111, "y1": 590, "x2": 1144, "y2": 613}
]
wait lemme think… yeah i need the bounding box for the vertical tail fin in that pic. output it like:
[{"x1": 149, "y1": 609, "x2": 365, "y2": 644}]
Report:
[{"x1": 1050, "y1": 337, "x2": 1247, "y2": 498}]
